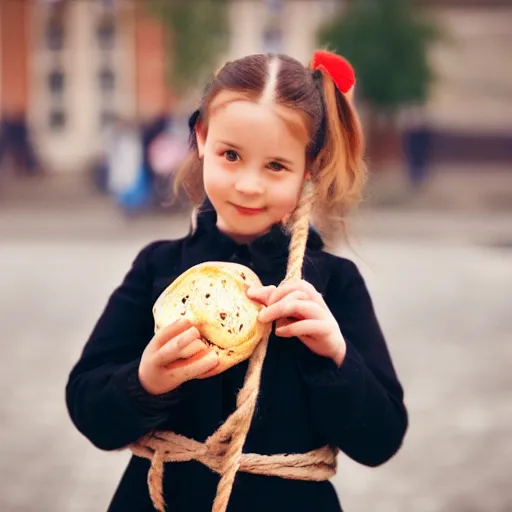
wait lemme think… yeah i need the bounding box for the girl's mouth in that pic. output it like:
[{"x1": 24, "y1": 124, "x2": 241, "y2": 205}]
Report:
[{"x1": 232, "y1": 204, "x2": 267, "y2": 215}]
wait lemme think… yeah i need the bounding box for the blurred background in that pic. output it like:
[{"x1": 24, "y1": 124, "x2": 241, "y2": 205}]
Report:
[{"x1": 0, "y1": 0, "x2": 511, "y2": 511}]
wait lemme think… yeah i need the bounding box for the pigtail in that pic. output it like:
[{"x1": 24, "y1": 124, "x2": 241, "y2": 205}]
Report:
[
  {"x1": 310, "y1": 68, "x2": 367, "y2": 239},
  {"x1": 173, "y1": 152, "x2": 205, "y2": 206}
]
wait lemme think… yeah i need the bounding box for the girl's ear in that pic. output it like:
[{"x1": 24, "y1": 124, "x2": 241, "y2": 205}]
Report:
[{"x1": 195, "y1": 122, "x2": 206, "y2": 158}]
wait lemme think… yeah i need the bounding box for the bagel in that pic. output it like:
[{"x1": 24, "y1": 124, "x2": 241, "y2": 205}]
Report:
[{"x1": 152, "y1": 262, "x2": 271, "y2": 378}]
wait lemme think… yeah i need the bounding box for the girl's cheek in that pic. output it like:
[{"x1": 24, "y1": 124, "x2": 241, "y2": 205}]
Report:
[{"x1": 205, "y1": 168, "x2": 230, "y2": 194}]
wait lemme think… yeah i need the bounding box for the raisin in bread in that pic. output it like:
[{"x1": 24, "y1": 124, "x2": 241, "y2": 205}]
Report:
[{"x1": 152, "y1": 262, "x2": 271, "y2": 377}]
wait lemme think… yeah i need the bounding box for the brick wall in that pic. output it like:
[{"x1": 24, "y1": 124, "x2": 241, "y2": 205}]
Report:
[{"x1": 0, "y1": 0, "x2": 29, "y2": 117}]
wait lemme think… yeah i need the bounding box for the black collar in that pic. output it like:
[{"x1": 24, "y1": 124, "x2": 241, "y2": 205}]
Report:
[{"x1": 186, "y1": 197, "x2": 324, "y2": 275}]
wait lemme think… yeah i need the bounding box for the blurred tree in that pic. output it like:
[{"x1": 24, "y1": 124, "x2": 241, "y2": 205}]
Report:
[
  {"x1": 317, "y1": 0, "x2": 443, "y2": 166},
  {"x1": 318, "y1": 0, "x2": 440, "y2": 117},
  {"x1": 147, "y1": 0, "x2": 230, "y2": 97}
]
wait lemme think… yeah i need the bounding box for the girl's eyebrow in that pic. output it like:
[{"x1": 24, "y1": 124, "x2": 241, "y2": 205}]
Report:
[
  {"x1": 218, "y1": 140, "x2": 243, "y2": 150},
  {"x1": 218, "y1": 140, "x2": 294, "y2": 166}
]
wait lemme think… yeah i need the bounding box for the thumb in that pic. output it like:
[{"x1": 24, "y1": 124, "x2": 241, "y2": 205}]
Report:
[{"x1": 246, "y1": 285, "x2": 276, "y2": 306}]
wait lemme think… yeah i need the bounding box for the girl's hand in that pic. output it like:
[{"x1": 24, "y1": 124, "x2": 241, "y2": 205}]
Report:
[
  {"x1": 247, "y1": 281, "x2": 346, "y2": 367},
  {"x1": 138, "y1": 318, "x2": 219, "y2": 396}
]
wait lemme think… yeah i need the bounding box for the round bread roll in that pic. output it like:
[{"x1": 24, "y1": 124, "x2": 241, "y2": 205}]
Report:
[{"x1": 152, "y1": 261, "x2": 271, "y2": 378}]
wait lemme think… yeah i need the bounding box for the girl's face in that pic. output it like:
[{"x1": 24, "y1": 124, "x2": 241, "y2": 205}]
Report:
[{"x1": 197, "y1": 91, "x2": 308, "y2": 244}]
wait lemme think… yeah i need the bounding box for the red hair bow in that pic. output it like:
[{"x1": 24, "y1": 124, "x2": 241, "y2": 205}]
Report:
[{"x1": 311, "y1": 50, "x2": 355, "y2": 95}]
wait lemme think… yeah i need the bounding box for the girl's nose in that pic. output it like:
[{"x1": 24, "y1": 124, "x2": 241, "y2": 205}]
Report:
[{"x1": 234, "y1": 172, "x2": 264, "y2": 195}]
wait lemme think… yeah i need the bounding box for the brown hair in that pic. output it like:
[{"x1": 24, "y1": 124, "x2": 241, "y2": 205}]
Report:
[{"x1": 173, "y1": 52, "x2": 366, "y2": 241}]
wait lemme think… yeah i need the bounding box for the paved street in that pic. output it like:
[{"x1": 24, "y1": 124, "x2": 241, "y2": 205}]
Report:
[{"x1": 1, "y1": 208, "x2": 511, "y2": 512}]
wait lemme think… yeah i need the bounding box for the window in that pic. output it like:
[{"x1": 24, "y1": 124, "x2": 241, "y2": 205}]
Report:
[
  {"x1": 263, "y1": 27, "x2": 282, "y2": 53},
  {"x1": 263, "y1": 0, "x2": 283, "y2": 53},
  {"x1": 95, "y1": 4, "x2": 117, "y2": 128},
  {"x1": 98, "y1": 67, "x2": 115, "y2": 94},
  {"x1": 96, "y1": 19, "x2": 116, "y2": 50},
  {"x1": 265, "y1": 0, "x2": 283, "y2": 14},
  {"x1": 48, "y1": 69, "x2": 65, "y2": 97},
  {"x1": 45, "y1": 2, "x2": 66, "y2": 51},
  {"x1": 100, "y1": 110, "x2": 115, "y2": 128},
  {"x1": 97, "y1": 0, "x2": 116, "y2": 11},
  {"x1": 49, "y1": 109, "x2": 66, "y2": 131},
  {"x1": 45, "y1": 20, "x2": 64, "y2": 51}
]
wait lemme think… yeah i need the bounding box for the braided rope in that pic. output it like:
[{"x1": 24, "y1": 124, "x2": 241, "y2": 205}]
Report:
[
  {"x1": 130, "y1": 181, "x2": 337, "y2": 511},
  {"x1": 283, "y1": 181, "x2": 314, "y2": 283},
  {"x1": 131, "y1": 431, "x2": 337, "y2": 480}
]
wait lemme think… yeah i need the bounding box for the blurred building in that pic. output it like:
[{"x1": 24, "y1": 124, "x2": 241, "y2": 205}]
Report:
[
  {"x1": 420, "y1": 0, "x2": 512, "y2": 165},
  {"x1": 0, "y1": 0, "x2": 173, "y2": 173},
  {"x1": 0, "y1": 0, "x2": 510, "y2": 175}
]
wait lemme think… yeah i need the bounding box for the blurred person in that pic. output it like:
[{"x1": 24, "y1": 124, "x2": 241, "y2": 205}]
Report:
[
  {"x1": 142, "y1": 114, "x2": 169, "y2": 192},
  {"x1": 0, "y1": 113, "x2": 40, "y2": 177},
  {"x1": 149, "y1": 116, "x2": 189, "y2": 210},
  {"x1": 402, "y1": 108, "x2": 432, "y2": 190},
  {"x1": 104, "y1": 116, "x2": 150, "y2": 214},
  {"x1": 65, "y1": 51, "x2": 408, "y2": 512}
]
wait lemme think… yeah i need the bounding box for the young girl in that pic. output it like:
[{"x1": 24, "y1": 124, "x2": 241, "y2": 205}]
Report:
[{"x1": 66, "y1": 50, "x2": 408, "y2": 512}]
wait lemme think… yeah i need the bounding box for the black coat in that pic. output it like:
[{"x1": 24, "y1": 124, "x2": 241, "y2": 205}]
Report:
[{"x1": 66, "y1": 205, "x2": 408, "y2": 512}]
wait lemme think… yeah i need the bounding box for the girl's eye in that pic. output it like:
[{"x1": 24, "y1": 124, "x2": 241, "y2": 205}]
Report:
[
  {"x1": 223, "y1": 150, "x2": 239, "y2": 162},
  {"x1": 268, "y1": 161, "x2": 286, "y2": 172}
]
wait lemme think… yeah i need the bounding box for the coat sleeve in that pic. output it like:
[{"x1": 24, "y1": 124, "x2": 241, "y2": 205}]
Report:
[
  {"x1": 296, "y1": 257, "x2": 408, "y2": 467},
  {"x1": 65, "y1": 241, "x2": 182, "y2": 451}
]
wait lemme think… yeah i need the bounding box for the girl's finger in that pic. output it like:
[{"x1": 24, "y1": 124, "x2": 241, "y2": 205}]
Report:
[
  {"x1": 156, "y1": 327, "x2": 199, "y2": 366},
  {"x1": 275, "y1": 319, "x2": 328, "y2": 339},
  {"x1": 246, "y1": 285, "x2": 277, "y2": 305},
  {"x1": 259, "y1": 298, "x2": 325, "y2": 324},
  {"x1": 178, "y1": 338, "x2": 208, "y2": 360},
  {"x1": 166, "y1": 349, "x2": 219, "y2": 384},
  {"x1": 275, "y1": 317, "x2": 294, "y2": 330},
  {"x1": 152, "y1": 318, "x2": 192, "y2": 349},
  {"x1": 175, "y1": 326, "x2": 201, "y2": 347},
  {"x1": 258, "y1": 290, "x2": 315, "y2": 325},
  {"x1": 268, "y1": 280, "x2": 322, "y2": 306},
  {"x1": 279, "y1": 290, "x2": 310, "y2": 303}
]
